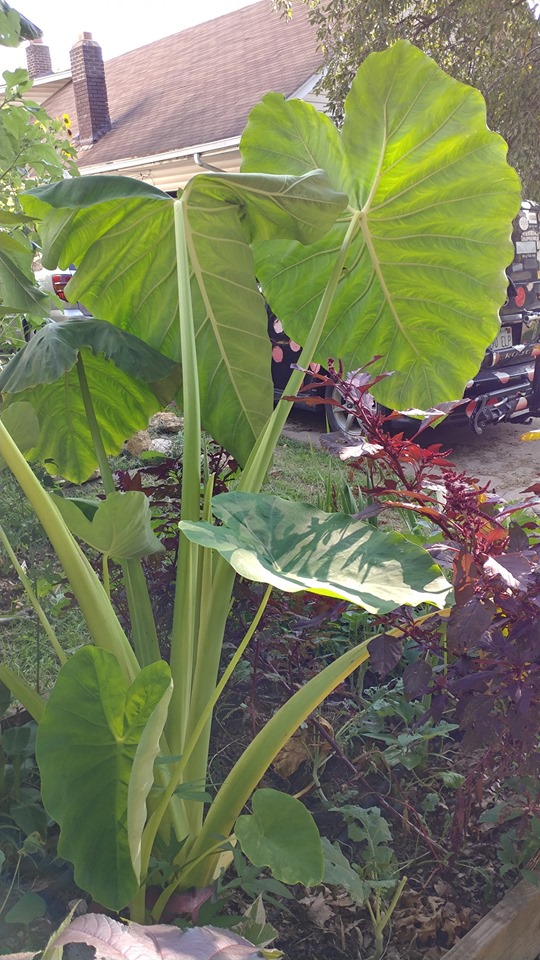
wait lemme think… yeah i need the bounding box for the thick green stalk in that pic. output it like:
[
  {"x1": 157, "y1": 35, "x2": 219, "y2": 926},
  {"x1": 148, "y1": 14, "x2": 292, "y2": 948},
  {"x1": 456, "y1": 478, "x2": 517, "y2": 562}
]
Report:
[
  {"x1": 377, "y1": 875, "x2": 408, "y2": 940},
  {"x1": 238, "y1": 210, "x2": 361, "y2": 495},
  {"x1": 167, "y1": 195, "x2": 205, "y2": 755},
  {"x1": 0, "y1": 420, "x2": 138, "y2": 682},
  {"x1": 0, "y1": 665, "x2": 45, "y2": 722},
  {"x1": 179, "y1": 555, "x2": 235, "y2": 832},
  {"x1": 121, "y1": 560, "x2": 161, "y2": 668},
  {"x1": 176, "y1": 211, "x2": 362, "y2": 834},
  {"x1": 76, "y1": 357, "x2": 160, "y2": 667},
  {"x1": 183, "y1": 633, "x2": 373, "y2": 889},
  {"x1": 180, "y1": 478, "x2": 225, "y2": 837},
  {"x1": 139, "y1": 586, "x2": 273, "y2": 885},
  {"x1": 0, "y1": 522, "x2": 66, "y2": 666}
]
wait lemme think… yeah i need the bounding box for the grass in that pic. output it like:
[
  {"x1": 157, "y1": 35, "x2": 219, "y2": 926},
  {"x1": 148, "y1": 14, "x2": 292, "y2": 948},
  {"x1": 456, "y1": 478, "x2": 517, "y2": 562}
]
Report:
[
  {"x1": 0, "y1": 470, "x2": 91, "y2": 693},
  {"x1": 262, "y1": 435, "x2": 363, "y2": 509}
]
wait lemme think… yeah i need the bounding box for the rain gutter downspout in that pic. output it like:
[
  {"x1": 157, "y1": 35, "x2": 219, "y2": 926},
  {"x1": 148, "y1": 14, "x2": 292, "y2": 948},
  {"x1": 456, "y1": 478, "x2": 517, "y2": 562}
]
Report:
[{"x1": 193, "y1": 152, "x2": 226, "y2": 173}]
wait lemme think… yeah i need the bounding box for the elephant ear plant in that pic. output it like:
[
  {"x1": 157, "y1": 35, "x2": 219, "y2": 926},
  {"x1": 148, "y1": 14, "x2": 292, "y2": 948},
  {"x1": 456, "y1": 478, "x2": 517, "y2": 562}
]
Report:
[{"x1": 0, "y1": 42, "x2": 519, "y2": 921}]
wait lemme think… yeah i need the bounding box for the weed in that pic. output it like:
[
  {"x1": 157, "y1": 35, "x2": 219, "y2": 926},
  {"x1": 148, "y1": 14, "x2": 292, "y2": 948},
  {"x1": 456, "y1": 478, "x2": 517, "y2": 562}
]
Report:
[{"x1": 322, "y1": 804, "x2": 407, "y2": 960}]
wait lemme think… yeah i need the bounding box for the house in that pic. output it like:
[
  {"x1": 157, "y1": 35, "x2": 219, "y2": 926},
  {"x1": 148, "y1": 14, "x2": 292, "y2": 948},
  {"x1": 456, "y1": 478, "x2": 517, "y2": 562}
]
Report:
[{"x1": 21, "y1": 2, "x2": 324, "y2": 191}]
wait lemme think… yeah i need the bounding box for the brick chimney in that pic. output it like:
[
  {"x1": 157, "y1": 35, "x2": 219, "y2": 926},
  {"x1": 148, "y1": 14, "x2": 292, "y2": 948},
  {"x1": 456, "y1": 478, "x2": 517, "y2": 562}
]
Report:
[
  {"x1": 26, "y1": 39, "x2": 53, "y2": 78},
  {"x1": 69, "y1": 32, "x2": 111, "y2": 145}
]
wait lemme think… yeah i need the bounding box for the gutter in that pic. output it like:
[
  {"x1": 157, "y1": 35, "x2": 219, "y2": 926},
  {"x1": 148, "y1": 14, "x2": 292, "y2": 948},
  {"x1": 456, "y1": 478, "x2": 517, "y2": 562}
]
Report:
[{"x1": 79, "y1": 136, "x2": 241, "y2": 175}]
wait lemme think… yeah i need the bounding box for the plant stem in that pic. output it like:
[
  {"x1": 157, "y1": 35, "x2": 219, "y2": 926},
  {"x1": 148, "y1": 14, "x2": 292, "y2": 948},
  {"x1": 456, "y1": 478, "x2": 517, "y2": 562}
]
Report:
[
  {"x1": 0, "y1": 665, "x2": 45, "y2": 722},
  {"x1": 169, "y1": 212, "x2": 362, "y2": 863},
  {"x1": 238, "y1": 211, "x2": 362, "y2": 495},
  {"x1": 0, "y1": 420, "x2": 138, "y2": 682},
  {"x1": 179, "y1": 554, "x2": 235, "y2": 834},
  {"x1": 102, "y1": 554, "x2": 110, "y2": 598},
  {"x1": 183, "y1": 632, "x2": 373, "y2": 889},
  {"x1": 0, "y1": 522, "x2": 66, "y2": 665},
  {"x1": 139, "y1": 585, "x2": 273, "y2": 884},
  {"x1": 378, "y1": 875, "x2": 407, "y2": 935},
  {"x1": 76, "y1": 355, "x2": 160, "y2": 667},
  {"x1": 167, "y1": 196, "x2": 205, "y2": 755}
]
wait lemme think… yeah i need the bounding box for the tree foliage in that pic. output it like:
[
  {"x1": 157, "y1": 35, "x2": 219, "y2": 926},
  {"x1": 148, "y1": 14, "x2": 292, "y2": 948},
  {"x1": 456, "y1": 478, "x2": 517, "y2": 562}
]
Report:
[{"x1": 276, "y1": 0, "x2": 540, "y2": 195}]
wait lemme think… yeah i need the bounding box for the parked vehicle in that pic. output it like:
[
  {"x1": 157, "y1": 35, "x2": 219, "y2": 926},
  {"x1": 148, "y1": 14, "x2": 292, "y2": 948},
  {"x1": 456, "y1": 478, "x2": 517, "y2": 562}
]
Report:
[
  {"x1": 270, "y1": 201, "x2": 540, "y2": 434},
  {"x1": 34, "y1": 264, "x2": 90, "y2": 322}
]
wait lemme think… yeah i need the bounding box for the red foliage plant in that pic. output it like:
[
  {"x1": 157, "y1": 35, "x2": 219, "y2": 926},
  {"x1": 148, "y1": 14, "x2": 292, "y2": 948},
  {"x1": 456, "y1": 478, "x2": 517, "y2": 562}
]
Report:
[{"x1": 292, "y1": 360, "x2": 540, "y2": 778}]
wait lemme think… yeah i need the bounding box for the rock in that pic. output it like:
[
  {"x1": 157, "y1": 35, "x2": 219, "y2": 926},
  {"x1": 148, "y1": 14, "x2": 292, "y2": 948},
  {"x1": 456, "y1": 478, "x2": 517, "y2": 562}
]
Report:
[
  {"x1": 151, "y1": 437, "x2": 174, "y2": 454},
  {"x1": 149, "y1": 412, "x2": 183, "y2": 433},
  {"x1": 124, "y1": 430, "x2": 152, "y2": 455}
]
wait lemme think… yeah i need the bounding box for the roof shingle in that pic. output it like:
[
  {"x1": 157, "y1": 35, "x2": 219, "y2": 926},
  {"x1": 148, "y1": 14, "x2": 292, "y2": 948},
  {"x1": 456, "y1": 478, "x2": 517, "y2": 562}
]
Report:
[{"x1": 43, "y1": 1, "x2": 321, "y2": 168}]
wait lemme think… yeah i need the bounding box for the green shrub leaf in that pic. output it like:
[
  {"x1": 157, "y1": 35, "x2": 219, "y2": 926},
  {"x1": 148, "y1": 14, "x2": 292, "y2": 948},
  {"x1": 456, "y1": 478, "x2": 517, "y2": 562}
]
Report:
[
  {"x1": 4, "y1": 891, "x2": 46, "y2": 925},
  {"x1": 0, "y1": 320, "x2": 181, "y2": 482},
  {"x1": 235, "y1": 788, "x2": 323, "y2": 885},
  {"x1": 52, "y1": 491, "x2": 164, "y2": 559}
]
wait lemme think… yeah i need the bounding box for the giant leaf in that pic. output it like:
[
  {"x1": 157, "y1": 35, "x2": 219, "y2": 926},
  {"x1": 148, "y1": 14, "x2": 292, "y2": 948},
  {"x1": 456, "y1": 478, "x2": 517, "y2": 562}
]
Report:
[
  {"x1": 36, "y1": 647, "x2": 172, "y2": 911},
  {"x1": 240, "y1": 40, "x2": 521, "y2": 411},
  {"x1": 22, "y1": 172, "x2": 346, "y2": 464},
  {"x1": 0, "y1": 4, "x2": 41, "y2": 45},
  {"x1": 0, "y1": 400, "x2": 38, "y2": 469},
  {"x1": 0, "y1": 319, "x2": 180, "y2": 482},
  {"x1": 0, "y1": 232, "x2": 50, "y2": 317},
  {"x1": 0, "y1": 318, "x2": 179, "y2": 398},
  {"x1": 180, "y1": 493, "x2": 451, "y2": 613}
]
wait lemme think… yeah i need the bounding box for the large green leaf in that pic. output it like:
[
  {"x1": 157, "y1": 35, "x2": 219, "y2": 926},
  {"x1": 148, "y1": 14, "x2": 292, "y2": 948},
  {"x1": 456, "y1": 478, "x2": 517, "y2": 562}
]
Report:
[
  {"x1": 0, "y1": 317, "x2": 180, "y2": 398},
  {"x1": 240, "y1": 40, "x2": 522, "y2": 411},
  {"x1": 180, "y1": 493, "x2": 450, "y2": 613},
  {"x1": 235, "y1": 788, "x2": 323, "y2": 885},
  {"x1": 51, "y1": 491, "x2": 164, "y2": 559},
  {"x1": 0, "y1": 232, "x2": 49, "y2": 317},
  {"x1": 0, "y1": 3, "x2": 42, "y2": 45},
  {"x1": 0, "y1": 320, "x2": 180, "y2": 482},
  {"x1": 21, "y1": 172, "x2": 346, "y2": 464},
  {"x1": 36, "y1": 647, "x2": 172, "y2": 911},
  {"x1": 0, "y1": 400, "x2": 38, "y2": 469}
]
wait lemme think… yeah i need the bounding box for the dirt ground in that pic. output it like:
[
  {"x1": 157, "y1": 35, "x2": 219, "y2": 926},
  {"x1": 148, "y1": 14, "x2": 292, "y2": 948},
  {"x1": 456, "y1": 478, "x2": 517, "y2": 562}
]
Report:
[{"x1": 282, "y1": 411, "x2": 540, "y2": 504}]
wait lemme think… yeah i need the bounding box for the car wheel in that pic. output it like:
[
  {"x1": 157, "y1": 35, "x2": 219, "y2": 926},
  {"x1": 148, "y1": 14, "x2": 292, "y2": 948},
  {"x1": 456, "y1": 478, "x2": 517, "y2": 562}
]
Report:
[{"x1": 324, "y1": 384, "x2": 381, "y2": 435}]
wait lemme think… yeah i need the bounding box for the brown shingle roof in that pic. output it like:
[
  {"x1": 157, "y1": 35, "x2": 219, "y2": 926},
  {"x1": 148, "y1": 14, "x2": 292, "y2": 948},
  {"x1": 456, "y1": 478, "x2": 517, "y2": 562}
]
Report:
[{"x1": 43, "y1": 1, "x2": 321, "y2": 168}]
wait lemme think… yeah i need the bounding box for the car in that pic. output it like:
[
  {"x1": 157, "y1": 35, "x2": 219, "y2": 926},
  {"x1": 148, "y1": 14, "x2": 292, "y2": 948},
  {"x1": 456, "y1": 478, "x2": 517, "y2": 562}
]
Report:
[
  {"x1": 34, "y1": 264, "x2": 91, "y2": 323},
  {"x1": 269, "y1": 200, "x2": 540, "y2": 435}
]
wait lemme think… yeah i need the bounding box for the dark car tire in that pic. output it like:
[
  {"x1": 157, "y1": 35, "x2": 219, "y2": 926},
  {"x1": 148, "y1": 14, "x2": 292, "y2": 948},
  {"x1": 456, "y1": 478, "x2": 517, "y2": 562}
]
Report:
[{"x1": 324, "y1": 384, "x2": 383, "y2": 435}]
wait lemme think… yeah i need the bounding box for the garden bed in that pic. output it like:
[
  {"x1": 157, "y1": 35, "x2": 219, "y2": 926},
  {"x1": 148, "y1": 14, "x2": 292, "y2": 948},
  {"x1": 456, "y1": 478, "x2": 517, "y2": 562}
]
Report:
[
  {"x1": 443, "y1": 875, "x2": 540, "y2": 960},
  {"x1": 2, "y1": 431, "x2": 540, "y2": 960}
]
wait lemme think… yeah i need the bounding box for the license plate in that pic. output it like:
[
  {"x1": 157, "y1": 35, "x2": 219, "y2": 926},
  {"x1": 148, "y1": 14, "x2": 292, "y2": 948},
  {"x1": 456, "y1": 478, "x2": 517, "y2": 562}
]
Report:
[{"x1": 491, "y1": 325, "x2": 513, "y2": 350}]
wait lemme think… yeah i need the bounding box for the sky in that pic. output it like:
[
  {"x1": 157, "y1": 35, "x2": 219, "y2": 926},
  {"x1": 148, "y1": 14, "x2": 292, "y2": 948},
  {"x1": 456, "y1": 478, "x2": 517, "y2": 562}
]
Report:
[{"x1": 1, "y1": 0, "x2": 262, "y2": 73}]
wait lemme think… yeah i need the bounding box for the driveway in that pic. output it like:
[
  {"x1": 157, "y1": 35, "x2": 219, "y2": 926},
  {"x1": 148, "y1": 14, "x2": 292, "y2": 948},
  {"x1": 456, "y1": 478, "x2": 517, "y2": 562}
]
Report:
[{"x1": 282, "y1": 412, "x2": 539, "y2": 504}]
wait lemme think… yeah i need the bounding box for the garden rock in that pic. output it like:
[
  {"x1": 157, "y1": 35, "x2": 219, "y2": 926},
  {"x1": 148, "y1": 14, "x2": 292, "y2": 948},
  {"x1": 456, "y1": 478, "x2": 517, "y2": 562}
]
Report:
[
  {"x1": 123, "y1": 430, "x2": 151, "y2": 456},
  {"x1": 149, "y1": 412, "x2": 183, "y2": 433}
]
